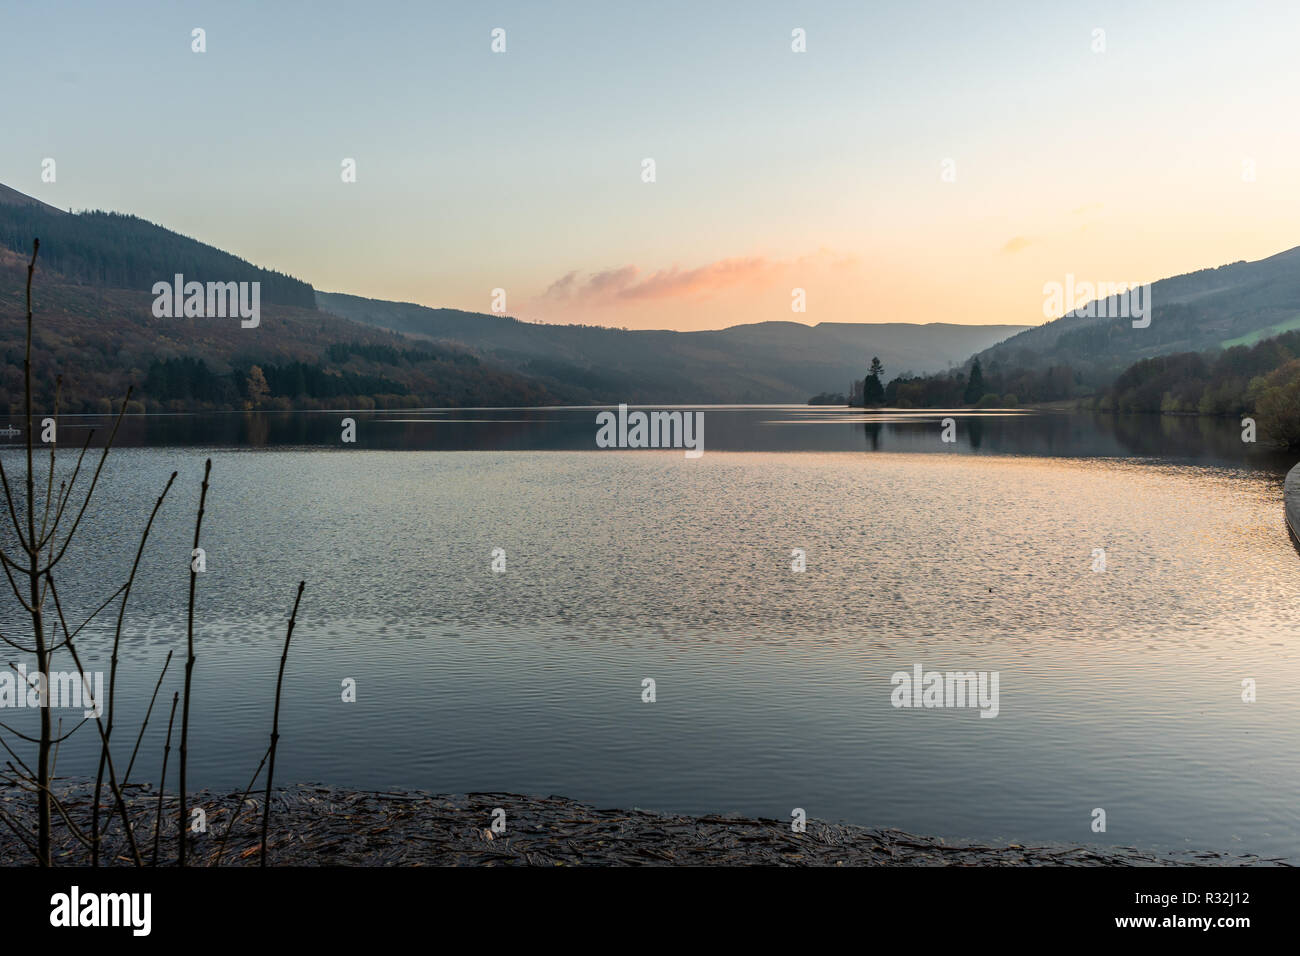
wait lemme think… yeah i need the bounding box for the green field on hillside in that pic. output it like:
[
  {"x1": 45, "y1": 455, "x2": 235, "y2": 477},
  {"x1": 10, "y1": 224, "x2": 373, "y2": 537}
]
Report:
[{"x1": 1222, "y1": 313, "x2": 1300, "y2": 348}]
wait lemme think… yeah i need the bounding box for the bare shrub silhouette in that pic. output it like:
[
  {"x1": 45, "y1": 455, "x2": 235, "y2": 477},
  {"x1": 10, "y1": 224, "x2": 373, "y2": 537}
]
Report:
[{"x1": 0, "y1": 239, "x2": 305, "y2": 866}]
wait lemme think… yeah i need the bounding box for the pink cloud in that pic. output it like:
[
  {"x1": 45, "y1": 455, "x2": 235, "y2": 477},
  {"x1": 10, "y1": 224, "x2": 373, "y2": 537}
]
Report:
[{"x1": 541, "y1": 251, "x2": 855, "y2": 305}]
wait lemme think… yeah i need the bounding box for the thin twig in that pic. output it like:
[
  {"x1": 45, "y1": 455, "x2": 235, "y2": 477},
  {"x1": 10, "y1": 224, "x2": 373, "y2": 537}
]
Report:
[
  {"x1": 92, "y1": 470, "x2": 176, "y2": 866},
  {"x1": 261, "y1": 581, "x2": 305, "y2": 866},
  {"x1": 212, "y1": 744, "x2": 270, "y2": 867},
  {"x1": 152, "y1": 693, "x2": 178, "y2": 867},
  {"x1": 178, "y1": 458, "x2": 211, "y2": 867},
  {"x1": 124, "y1": 649, "x2": 174, "y2": 786},
  {"x1": 45, "y1": 573, "x2": 143, "y2": 867}
]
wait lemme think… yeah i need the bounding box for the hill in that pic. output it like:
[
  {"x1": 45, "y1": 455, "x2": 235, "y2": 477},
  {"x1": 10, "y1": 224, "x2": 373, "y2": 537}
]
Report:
[
  {"x1": 0, "y1": 198, "x2": 315, "y2": 309},
  {"x1": 1, "y1": 181, "x2": 1028, "y2": 409},
  {"x1": 976, "y1": 246, "x2": 1300, "y2": 383},
  {"x1": 315, "y1": 291, "x2": 1028, "y2": 403},
  {"x1": 0, "y1": 251, "x2": 573, "y2": 413},
  {"x1": 0, "y1": 186, "x2": 579, "y2": 412}
]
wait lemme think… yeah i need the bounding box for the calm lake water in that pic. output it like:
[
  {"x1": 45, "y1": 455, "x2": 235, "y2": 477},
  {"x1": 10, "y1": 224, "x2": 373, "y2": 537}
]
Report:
[{"x1": 2, "y1": 407, "x2": 1297, "y2": 859}]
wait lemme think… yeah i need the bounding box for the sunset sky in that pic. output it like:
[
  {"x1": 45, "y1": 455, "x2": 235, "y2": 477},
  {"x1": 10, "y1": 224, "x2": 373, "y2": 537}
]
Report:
[{"x1": 4, "y1": 0, "x2": 1300, "y2": 331}]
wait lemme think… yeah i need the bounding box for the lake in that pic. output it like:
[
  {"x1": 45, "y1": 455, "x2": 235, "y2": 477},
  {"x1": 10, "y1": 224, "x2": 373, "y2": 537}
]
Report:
[{"x1": 1, "y1": 406, "x2": 1297, "y2": 859}]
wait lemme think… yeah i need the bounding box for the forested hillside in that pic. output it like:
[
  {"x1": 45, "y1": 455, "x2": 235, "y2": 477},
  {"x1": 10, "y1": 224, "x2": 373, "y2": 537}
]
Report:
[
  {"x1": 317, "y1": 290, "x2": 1027, "y2": 403},
  {"x1": 0, "y1": 198, "x2": 316, "y2": 308},
  {"x1": 975, "y1": 246, "x2": 1300, "y2": 380},
  {"x1": 0, "y1": 244, "x2": 577, "y2": 413}
]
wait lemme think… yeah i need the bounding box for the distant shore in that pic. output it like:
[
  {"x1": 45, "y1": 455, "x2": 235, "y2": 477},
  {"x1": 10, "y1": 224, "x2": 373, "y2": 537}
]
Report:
[{"x1": 1, "y1": 781, "x2": 1283, "y2": 866}]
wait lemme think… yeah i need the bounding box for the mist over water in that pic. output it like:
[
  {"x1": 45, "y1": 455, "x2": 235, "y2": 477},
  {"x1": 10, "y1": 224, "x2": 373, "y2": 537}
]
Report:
[{"x1": 2, "y1": 408, "x2": 1297, "y2": 858}]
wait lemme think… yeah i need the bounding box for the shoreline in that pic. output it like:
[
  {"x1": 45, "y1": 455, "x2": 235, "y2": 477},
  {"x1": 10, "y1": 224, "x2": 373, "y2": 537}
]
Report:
[{"x1": 1, "y1": 782, "x2": 1285, "y2": 867}]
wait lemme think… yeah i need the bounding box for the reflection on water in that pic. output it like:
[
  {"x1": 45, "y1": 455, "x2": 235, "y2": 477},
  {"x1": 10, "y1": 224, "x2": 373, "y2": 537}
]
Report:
[
  {"x1": 2, "y1": 406, "x2": 1293, "y2": 470},
  {"x1": 0, "y1": 410, "x2": 1297, "y2": 858}
]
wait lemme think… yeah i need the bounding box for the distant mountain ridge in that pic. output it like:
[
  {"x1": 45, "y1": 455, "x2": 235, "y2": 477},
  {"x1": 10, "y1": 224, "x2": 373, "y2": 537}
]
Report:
[
  {"x1": 315, "y1": 290, "x2": 1029, "y2": 403},
  {"x1": 0, "y1": 181, "x2": 1027, "y2": 406},
  {"x1": 24, "y1": 181, "x2": 1297, "y2": 408}
]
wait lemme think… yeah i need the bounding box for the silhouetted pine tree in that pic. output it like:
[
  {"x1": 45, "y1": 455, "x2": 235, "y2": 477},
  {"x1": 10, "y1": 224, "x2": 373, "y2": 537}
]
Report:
[{"x1": 963, "y1": 358, "x2": 985, "y2": 404}]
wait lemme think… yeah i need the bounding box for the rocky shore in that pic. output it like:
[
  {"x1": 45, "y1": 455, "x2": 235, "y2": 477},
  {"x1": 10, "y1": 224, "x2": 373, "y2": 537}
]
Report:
[{"x1": 0, "y1": 781, "x2": 1286, "y2": 866}]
